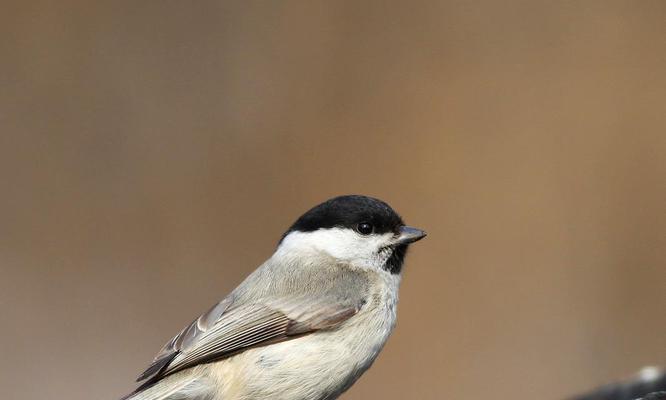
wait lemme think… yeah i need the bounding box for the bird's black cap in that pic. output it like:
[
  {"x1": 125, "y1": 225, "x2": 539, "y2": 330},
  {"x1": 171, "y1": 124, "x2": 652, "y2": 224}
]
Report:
[
  {"x1": 281, "y1": 195, "x2": 419, "y2": 274},
  {"x1": 283, "y1": 195, "x2": 404, "y2": 238}
]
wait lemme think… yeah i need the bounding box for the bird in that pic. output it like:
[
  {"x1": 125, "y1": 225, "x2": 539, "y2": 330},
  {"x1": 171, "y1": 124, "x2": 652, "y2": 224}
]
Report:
[{"x1": 121, "y1": 195, "x2": 426, "y2": 400}]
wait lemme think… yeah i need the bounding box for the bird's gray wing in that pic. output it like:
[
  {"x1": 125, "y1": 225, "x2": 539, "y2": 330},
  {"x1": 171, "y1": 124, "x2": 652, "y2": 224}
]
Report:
[{"x1": 135, "y1": 293, "x2": 364, "y2": 385}]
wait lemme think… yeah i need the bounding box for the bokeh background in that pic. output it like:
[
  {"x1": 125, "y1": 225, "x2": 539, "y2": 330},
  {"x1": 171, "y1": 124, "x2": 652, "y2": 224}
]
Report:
[{"x1": 1, "y1": 2, "x2": 664, "y2": 400}]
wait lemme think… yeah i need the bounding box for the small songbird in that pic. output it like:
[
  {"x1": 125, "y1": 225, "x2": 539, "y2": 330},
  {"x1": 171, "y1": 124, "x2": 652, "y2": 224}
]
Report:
[{"x1": 122, "y1": 195, "x2": 426, "y2": 400}]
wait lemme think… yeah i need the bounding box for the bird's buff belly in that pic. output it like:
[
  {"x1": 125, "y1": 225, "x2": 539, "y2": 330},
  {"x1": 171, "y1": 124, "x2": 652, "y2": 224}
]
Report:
[{"x1": 205, "y1": 322, "x2": 391, "y2": 400}]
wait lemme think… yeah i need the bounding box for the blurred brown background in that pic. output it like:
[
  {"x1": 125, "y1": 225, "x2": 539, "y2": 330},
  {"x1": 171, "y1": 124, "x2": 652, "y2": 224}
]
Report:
[{"x1": 1, "y1": 1, "x2": 664, "y2": 400}]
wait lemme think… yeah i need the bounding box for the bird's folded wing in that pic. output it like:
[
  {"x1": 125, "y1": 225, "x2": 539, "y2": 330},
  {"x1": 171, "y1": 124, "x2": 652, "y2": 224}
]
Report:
[{"x1": 136, "y1": 294, "x2": 363, "y2": 384}]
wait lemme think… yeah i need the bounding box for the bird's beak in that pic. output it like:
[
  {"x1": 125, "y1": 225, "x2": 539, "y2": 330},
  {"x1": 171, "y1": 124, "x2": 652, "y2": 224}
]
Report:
[{"x1": 394, "y1": 226, "x2": 427, "y2": 245}]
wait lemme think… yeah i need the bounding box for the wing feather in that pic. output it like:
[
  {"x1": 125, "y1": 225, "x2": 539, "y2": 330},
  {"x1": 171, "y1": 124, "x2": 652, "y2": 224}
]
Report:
[
  {"x1": 133, "y1": 262, "x2": 371, "y2": 394},
  {"x1": 136, "y1": 295, "x2": 362, "y2": 384}
]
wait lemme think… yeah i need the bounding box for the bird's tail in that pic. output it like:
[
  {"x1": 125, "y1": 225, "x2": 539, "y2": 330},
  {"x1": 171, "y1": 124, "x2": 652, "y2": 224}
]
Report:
[{"x1": 120, "y1": 373, "x2": 214, "y2": 400}]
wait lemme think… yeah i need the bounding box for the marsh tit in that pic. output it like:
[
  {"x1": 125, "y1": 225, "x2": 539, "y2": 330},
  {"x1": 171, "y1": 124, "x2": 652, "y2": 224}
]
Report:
[{"x1": 122, "y1": 195, "x2": 426, "y2": 400}]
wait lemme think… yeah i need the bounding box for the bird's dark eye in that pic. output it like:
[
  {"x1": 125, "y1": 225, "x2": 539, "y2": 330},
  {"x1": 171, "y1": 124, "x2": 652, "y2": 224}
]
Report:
[{"x1": 356, "y1": 222, "x2": 374, "y2": 235}]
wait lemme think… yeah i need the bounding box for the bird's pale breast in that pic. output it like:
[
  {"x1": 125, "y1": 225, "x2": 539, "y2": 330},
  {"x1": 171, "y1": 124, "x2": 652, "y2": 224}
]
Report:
[{"x1": 207, "y1": 273, "x2": 400, "y2": 400}]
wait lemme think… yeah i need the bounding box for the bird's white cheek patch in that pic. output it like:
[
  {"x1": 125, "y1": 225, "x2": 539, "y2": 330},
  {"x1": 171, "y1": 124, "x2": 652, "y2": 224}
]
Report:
[{"x1": 279, "y1": 229, "x2": 394, "y2": 270}]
